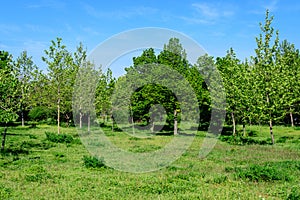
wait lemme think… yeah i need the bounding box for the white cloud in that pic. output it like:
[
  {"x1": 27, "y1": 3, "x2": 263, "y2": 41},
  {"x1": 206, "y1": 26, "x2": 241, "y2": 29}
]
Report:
[
  {"x1": 192, "y1": 3, "x2": 219, "y2": 19},
  {"x1": 263, "y1": 0, "x2": 279, "y2": 12},
  {"x1": 249, "y1": 0, "x2": 279, "y2": 14},
  {"x1": 0, "y1": 24, "x2": 21, "y2": 34},
  {"x1": 27, "y1": 0, "x2": 66, "y2": 9},
  {"x1": 83, "y1": 4, "x2": 158, "y2": 20},
  {"x1": 181, "y1": 2, "x2": 236, "y2": 25}
]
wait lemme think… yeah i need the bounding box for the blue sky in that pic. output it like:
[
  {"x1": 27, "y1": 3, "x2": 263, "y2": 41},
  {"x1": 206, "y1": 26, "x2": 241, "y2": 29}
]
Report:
[{"x1": 1, "y1": 0, "x2": 300, "y2": 75}]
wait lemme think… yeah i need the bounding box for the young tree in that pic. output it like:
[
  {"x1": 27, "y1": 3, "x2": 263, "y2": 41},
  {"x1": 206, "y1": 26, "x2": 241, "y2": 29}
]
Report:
[
  {"x1": 193, "y1": 54, "x2": 213, "y2": 128},
  {"x1": 0, "y1": 51, "x2": 19, "y2": 151},
  {"x1": 278, "y1": 40, "x2": 300, "y2": 127},
  {"x1": 158, "y1": 38, "x2": 190, "y2": 134},
  {"x1": 14, "y1": 51, "x2": 39, "y2": 126},
  {"x1": 216, "y1": 49, "x2": 242, "y2": 135},
  {"x1": 95, "y1": 68, "x2": 115, "y2": 125},
  {"x1": 252, "y1": 10, "x2": 282, "y2": 144},
  {"x1": 73, "y1": 61, "x2": 99, "y2": 132},
  {"x1": 42, "y1": 38, "x2": 73, "y2": 134},
  {"x1": 73, "y1": 43, "x2": 88, "y2": 129}
]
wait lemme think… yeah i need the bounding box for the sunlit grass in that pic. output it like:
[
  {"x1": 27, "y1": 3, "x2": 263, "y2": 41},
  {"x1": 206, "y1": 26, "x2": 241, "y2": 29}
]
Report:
[{"x1": 0, "y1": 124, "x2": 299, "y2": 199}]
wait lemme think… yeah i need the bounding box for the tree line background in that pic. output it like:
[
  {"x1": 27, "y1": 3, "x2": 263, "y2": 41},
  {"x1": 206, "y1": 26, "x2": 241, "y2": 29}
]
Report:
[{"x1": 1, "y1": 10, "x2": 300, "y2": 146}]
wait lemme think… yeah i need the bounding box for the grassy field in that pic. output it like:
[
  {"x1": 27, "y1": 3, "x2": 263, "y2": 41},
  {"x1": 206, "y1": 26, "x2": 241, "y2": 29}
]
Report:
[{"x1": 0, "y1": 124, "x2": 300, "y2": 199}]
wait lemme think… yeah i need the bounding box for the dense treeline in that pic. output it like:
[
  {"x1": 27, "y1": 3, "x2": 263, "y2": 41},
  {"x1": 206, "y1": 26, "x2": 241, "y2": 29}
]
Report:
[{"x1": 1, "y1": 10, "x2": 299, "y2": 148}]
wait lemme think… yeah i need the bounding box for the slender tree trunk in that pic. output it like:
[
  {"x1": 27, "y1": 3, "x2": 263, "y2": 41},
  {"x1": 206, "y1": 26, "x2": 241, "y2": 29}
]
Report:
[
  {"x1": 65, "y1": 114, "x2": 70, "y2": 128},
  {"x1": 57, "y1": 85, "x2": 60, "y2": 134},
  {"x1": 21, "y1": 111, "x2": 25, "y2": 127},
  {"x1": 266, "y1": 94, "x2": 274, "y2": 144},
  {"x1": 231, "y1": 112, "x2": 236, "y2": 136},
  {"x1": 150, "y1": 121, "x2": 155, "y2": 133},
  {"x1": 21, "y1": 87, "x2": 25, "y2": 127},
  {"x1": 243, "y1": 123, "x2": 246, "y2": 137},
  {"x1": 1, "y1": 127, "x2": 8, "y2": 152},
  {"x1": 87, "y1": 114, "x2": 90, "y2": 133},
  {"x1": 111, "y1": 115, "x2": 114, "y2": 132},
  {"x1": 57, "y1": 98, "x2": 60, "y2": 134},
  {"x1": 269, "y1": 119, "x2": 275, "y2": 145},
  {"x1": 79, "y1": 102, "x2": 82, "y2": 129},
  {"x1": 174, "y1": 109, "x2": 178, "y2": 135},
  {"x1": 290, "y1": 107, "x2": 294, "y2": 127},
  {"x1": 79, "y1": 111, "x2": 82, "y2": 129}
]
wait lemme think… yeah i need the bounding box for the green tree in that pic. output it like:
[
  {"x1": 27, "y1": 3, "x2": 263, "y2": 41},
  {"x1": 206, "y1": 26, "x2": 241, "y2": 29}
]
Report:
[
  {"x1": 192, "y1": 54, "x2": 213, "y2": 128},
  {"x1": 252, "y1": 10, "x2": 282, "y2": 144},
  {"x1": 42, "y1": 38, "x2": 74, "y2": 134},
  {"x1": 14, "y1": 51, "x2": 39, "y2": 126},
  {"x1": 278, "y1": 40, "x2": 300, "y2": 127},
  {"x1": 95, "y1": 68, "x2": 115, "y2": 126},
  {"x1": 0, "y1": 51, "x2": 19, "y2": 151},
  {"x1": 73, "y1": 61, "x2": 99, "y2": 132},
  {"x1": 216, "y1": 49, "x2": 242, "y2": 135}
]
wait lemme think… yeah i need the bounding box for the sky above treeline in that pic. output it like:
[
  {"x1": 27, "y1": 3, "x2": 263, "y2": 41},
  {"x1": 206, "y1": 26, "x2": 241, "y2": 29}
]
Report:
[{"x1": 1, "y1": 0, "x2": 299, "y2": 75}]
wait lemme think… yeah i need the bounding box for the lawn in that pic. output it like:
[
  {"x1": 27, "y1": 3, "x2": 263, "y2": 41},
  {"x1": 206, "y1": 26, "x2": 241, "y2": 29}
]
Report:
[{"x1": 0, "y1": 124, "x2": 300, "y2": 199}]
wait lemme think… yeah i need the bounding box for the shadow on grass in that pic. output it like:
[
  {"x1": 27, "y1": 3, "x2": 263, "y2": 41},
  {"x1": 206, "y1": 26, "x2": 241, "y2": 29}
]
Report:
[{"x1": 1, "y1": 147, "x2": 29, "y2": 156}]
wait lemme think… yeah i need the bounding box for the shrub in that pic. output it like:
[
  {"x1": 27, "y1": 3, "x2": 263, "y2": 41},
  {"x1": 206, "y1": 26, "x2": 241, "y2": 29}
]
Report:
[
  {"x1": 45, "y1": 132, "x2": 73, "y2": 143},
  {"x1": 24, "y1": 165, "x2": 52, "y2": 183},
  {"x1": 219, "y1": 135, "x2": 272, "y2": 145},
  {"x1": 234, "y1": 164, "x2": 291, "y2": 182},
  {"x1": 28, "y1": 106, "x2": 55, "y2": 122},
  {"x1": 83, "y1": 155, "x2": 106, "y2": 168},
  {"x1": 287, "y1": 187, "x2": 300, "y2": 200},
  {"x1": 277, "y1": 136, "x2": 294, "y2": 143}
]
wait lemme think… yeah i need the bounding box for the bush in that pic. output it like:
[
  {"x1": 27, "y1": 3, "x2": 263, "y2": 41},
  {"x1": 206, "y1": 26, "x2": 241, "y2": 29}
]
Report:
[
  {"x1": 219, "y1": 135, "x2": 272, "y2": 145},
  {"x1": 234, "y1": 163, "x2": 291, "y2": 182},
  {"x1": 29, "y1": 106, "x2": 54, "y2": 122},
  {"x1": 287, "y1": 187, "x2": 300, "y2": 200},
  {"x1": 45, "y1": 132, "x2": 73, "y2": 143},
  {"x1": 24, "y1": 165, "x2": 52, "y2": 183},
  {"x1": 83, "y1": 155, "x2": 106, "y2": 168}
]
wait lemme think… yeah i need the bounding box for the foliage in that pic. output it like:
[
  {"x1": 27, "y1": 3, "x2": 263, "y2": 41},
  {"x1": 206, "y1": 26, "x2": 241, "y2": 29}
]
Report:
[
  {"x1": 287, "y1": 187, "x2": 300, "y2": 200},
  {"x1": 0, "y1": 51, "x2": 19, "y2": 124},
  {"x1": 233, "y1": 163, "x2": 292, "y2": 182},
  {"x1": 28, "y1": 106, "x2": 54, "y2": 122},
  {"x1": 45, "y1": 131, "x2": 74, "y2": 143},
  {"x1": 14, "y1": 51, "x2": 40, "y2": 126},
  {"x1": 82, "y1": 155, "x2": 106, "y2": 168},
  {"x1": 219, "y1": 135, "x2": 272, "y2": 145},
  {"x1": 0, "y1": 125, "x2": 299, "y2": 199}
]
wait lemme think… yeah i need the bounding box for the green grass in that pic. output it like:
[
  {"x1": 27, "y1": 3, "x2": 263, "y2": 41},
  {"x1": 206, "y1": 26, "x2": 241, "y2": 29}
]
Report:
[{"x1": 0, "y1": 124, "x2": 300, "y2": 199}]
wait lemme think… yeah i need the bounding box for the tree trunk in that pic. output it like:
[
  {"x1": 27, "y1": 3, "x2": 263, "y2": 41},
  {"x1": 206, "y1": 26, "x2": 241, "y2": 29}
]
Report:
[
  {"x1": 269, "y1": 119, "x2": 275, "y2": 145},
  {"x1": 65, "y1": 114, "x2": 70, "y2": 128},
  {"x1": 267, "y1": 94, "x2": 274, "y2": 144},
  {"x1": 111, "y1": 115, "x2": 114, "y2": 132},
  {"x1": 79, "y1": 111, "x2": 82, "y2": 129},
  {"x1": 57, "y1": 98, "x2": 60, "y2": 134},
  {"x1": 290, "y1": 108, "x2": 294, "y2": 127},
  {"x1": 243, "y1": 124, "x2": 246, "y2": 137},
  {"x1": 21, "y1": 111, "x2": 25, "y2": 127},
  {"x1": 150, "y1": 121, "x2": 155, "y2": 133},
  {"x1": 1, "y1": 127, "x2": 8, "y2": 152},
  {"x1": 174, "y1": 109, "x2": 178, "y2": 135},
  {"x1": 231, "y1": 112, "x2": 236, "y2": 136},
  {"x1": 21, "y1": 87, "x2": 25, "y2": 127},
  {"x1": 87, "y1": 114, "x2": 90, "y2": 133}
]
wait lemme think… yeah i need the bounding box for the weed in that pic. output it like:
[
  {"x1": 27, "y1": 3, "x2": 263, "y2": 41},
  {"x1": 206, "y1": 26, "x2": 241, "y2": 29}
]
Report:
[
  {"x1": 24, "y1": 165, "x2": 52, "y2": 183},
  {"x1": 287, "y1": 187, "x2": 300, "y2": 200},
  {"x1": 45, "y1": 131, "x2": 73, "y2": 143},
  {"x1": 219, "y1": 135, "x2": 272, "y2": 145},
  {"x1": 82, "y1": 155, "x2": 106, "y2": 168},
  {"x1": 234, "y1": 163, "x2": 291, "y2": 182}
]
